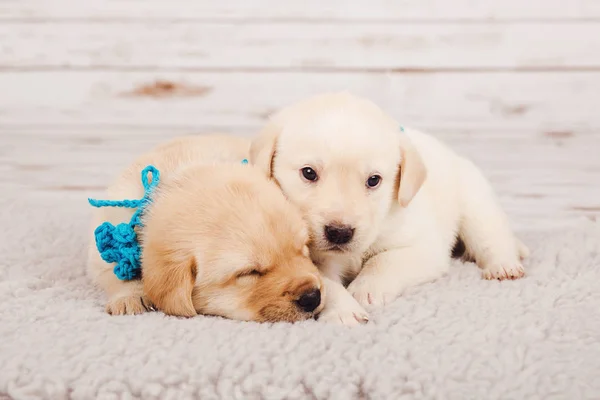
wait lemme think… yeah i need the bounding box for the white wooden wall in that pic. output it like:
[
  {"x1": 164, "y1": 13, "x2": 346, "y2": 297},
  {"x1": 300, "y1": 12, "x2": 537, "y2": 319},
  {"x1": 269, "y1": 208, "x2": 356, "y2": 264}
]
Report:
[{"x1": 1, "y1": 0, "x2": 599, "y2": 230}]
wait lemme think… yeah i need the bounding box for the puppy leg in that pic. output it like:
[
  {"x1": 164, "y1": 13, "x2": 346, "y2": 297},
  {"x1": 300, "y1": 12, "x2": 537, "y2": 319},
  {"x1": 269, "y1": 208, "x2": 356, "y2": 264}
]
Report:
[
  {"x1": 457, "y1": 158, "x2": 527, "y2": 280},
  {"x1": 347, "y1": 245, "x2": 448, "y2": 308},
  {"x1": 318, "y1": 276, "x2": 369, "y2": 326},
  {"x1": 87, "y1": 247, "x2": 151, "y2": 315}
]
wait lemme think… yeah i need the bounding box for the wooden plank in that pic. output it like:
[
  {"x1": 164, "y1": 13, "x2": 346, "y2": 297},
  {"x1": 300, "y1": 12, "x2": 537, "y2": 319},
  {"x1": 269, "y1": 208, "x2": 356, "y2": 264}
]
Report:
[
  {"x1": 0, "y1": 71, "x2": 598, "y2": 132},
  {"x1": 2, "y1": 22, "x2": 600, "y2": 70},
  {"x1": 1, "y1": 128, "x2": 598, "y2": 231},
  {"x1": 1, "y1": 0, "x2": 600, "y2": 21}
]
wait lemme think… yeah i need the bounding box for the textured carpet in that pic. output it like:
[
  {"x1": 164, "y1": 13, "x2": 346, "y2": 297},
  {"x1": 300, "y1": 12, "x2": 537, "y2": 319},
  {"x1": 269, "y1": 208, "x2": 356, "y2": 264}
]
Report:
[{"x1": 1, "y1": 193, "x2": 599, "y2": 400}]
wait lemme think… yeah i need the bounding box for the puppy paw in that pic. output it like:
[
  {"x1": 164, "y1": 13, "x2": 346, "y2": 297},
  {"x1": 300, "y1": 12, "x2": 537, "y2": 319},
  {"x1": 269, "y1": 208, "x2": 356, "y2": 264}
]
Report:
[
  {"x1": 318, "y1": 296, "x2": 369, "y2": 326},
  {"x1": 347, "y1": 275, "x2": 399, "y2": 308},
  {"x1": 481, "y1": 262, "x2": 525, "y2": 281},
  {"x1": 106, "y1": 294, "x2": 153, "y2": 315}
]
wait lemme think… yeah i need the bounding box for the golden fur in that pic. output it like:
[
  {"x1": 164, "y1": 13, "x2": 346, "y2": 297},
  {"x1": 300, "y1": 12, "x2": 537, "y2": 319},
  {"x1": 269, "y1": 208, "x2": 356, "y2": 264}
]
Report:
[{"x1": 87, "y1": 134, "x2": 324, "y2": 322}]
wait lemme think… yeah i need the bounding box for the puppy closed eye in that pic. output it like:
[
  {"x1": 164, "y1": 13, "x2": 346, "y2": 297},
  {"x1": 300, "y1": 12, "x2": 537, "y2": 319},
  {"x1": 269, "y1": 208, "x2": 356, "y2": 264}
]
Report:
[{"x1": 236, "y1": 268, "x2": 266, "y2": 279}]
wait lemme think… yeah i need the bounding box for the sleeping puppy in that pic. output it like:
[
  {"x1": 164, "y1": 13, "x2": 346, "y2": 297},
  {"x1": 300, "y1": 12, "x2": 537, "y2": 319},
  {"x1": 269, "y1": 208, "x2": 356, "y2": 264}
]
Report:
[
  {"x1": 250, "y1": 92, "x2": 528, "y2": 325},
  {"x1": 87, "y1": 134, "x2": 324, "y2": 322}
]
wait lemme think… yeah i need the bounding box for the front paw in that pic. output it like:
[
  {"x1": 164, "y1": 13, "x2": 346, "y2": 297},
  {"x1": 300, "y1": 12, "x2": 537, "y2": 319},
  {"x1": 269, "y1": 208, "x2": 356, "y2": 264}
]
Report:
[
  {"x1": 318, "y1": 296, "x2": 369, "y2": 326},
  {"x1": 482, "y1": 262, "x2": 525, "y2": 281},
  {"x1": 106, "y1": 294, "x2": 153, "y2": 315},
  {"x1": 347, "y1": 275, "x2": 400, "y2": 308}
]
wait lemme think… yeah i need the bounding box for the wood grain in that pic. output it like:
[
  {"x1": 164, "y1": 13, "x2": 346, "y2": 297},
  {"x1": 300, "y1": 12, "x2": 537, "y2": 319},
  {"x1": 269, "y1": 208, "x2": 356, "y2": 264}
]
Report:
[
  {"x1": 2, "y1": 22, "x2": 600, "y2": 70},
  {"x1": 1, "y1": 1, "x2": 598, "y2": 232},
  {"x1": 0, "y1": 71, "x2": 598, "y2": 132},
  {"x1": 1, "y1": 128, "x2": 598, "y2": 231},
  {"x1": 1, "y1": 0, "x2": 599, "y2": 21}
]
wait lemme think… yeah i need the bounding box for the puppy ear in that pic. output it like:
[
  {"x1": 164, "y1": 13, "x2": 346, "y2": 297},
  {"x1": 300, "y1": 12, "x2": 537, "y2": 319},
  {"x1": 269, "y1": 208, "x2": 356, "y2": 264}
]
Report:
[
  {"x1": 396, "y1": 134, "x2": 427, "y2": 207},
  {"x1": 249, "y1": 122, "x2": 281, "y2": 177},
  {"x1": 142, "y1": 248, "x2": 198, "y2": 318}
]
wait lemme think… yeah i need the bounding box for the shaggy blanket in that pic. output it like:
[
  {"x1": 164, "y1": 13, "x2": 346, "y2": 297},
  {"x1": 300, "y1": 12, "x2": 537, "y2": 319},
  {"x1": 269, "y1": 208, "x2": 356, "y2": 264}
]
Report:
[{"x1": 1, "y1": 194, "x2": 599, "y2": 400}]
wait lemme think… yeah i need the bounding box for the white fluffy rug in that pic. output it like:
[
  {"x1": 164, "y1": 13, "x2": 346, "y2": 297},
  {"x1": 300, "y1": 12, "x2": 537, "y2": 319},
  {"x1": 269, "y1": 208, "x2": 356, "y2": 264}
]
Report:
[{"x1": 1, "y1": 193, "x2": 599, "y2": 400}]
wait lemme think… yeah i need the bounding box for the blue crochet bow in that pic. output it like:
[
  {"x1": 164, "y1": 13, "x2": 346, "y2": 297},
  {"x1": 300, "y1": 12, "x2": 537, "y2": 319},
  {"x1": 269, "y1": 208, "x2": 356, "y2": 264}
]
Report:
[{"x1": 88, "y1": 165, "x2": 160, "y2": 280}]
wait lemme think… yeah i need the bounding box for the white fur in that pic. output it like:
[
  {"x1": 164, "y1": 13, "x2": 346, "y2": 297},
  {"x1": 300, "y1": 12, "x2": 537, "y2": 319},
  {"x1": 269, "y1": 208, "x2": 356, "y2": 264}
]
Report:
[{"x1": 250, "y1": 92, "x2": 528, "y2": 325}]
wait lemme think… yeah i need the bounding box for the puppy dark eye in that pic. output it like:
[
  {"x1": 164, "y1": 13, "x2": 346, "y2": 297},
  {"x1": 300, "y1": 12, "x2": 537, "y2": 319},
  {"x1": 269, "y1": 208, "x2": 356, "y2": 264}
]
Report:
[
  {"x1": 237, "y1": 269, "x2": 264, "y2": 279},
  {"x1": 366, "y1": 175, "x2": 382, "y2": 188},
  {"x1": 300, "y1": 167, "x2": 318, "y2": 182}
]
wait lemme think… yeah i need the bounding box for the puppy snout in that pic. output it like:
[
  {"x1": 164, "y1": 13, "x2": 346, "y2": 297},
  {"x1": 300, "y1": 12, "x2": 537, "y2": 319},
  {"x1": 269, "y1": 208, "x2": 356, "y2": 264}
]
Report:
[
  {"x1": 295, "y1": 289, "x2": 321, "y2": 313},
  {"x1": 324, "y1": 224, "x2": 355, "y2": 245}
]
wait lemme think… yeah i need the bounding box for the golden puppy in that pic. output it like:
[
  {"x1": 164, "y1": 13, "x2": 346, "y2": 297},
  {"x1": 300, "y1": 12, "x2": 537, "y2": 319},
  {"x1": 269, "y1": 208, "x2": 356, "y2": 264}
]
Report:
[{"x1": 87, "y1": 135, "x2": 324, "y2": 322}]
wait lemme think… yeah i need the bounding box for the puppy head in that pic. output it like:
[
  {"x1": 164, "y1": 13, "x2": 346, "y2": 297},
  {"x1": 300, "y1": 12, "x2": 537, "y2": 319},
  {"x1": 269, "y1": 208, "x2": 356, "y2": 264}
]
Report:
[
  {"x1": 141, "y1": 164, "x2": 324, "y2": 323},
  {"x1": 250, "y1": 92, "x2": 426, "y2": 256}
]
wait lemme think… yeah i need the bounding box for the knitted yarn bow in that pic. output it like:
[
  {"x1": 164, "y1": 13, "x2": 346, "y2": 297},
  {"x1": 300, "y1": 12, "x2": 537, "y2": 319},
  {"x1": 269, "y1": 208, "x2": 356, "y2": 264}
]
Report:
[{"x1": 88, "y1": 165, "x2": 160, "y2": 280}]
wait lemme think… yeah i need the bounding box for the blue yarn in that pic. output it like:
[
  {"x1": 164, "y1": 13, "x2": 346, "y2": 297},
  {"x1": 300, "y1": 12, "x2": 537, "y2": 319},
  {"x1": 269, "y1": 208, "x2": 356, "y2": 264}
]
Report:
[
  {"x1": 89, "y1": 159, "x2": 247, "y2": 280},
  {"x1": 88, "y1": 165, "x2": 160, "y2": 281}
]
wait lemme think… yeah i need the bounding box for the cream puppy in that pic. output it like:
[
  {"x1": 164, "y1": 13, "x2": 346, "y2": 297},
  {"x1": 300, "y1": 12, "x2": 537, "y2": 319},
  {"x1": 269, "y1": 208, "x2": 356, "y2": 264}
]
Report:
[
  {"x1": 250, "y1": 93, "x2": 528, "y2": 325},
  {"x1": 87, "y1": 135, "x2": 324, "y2": 322}
]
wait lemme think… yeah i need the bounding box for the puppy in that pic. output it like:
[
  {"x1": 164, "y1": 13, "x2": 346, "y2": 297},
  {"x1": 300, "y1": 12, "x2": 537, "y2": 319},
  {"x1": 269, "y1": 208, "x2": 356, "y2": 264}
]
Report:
[
  {"x1": 250, "y1": 93, "x2": 528, "y2": 325},
  {"x1": 87, "y1": 134, "x2": 324, "y2": 322}
]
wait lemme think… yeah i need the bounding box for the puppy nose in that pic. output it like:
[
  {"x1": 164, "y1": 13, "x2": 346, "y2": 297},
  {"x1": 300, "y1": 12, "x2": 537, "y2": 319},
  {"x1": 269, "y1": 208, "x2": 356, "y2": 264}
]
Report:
[
  {"x1": 324, "y1": 224, "x2": 355, "y2": 245},
  {"x1": 295, "y1": 289, "x2": 321, "y2": 313}
]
